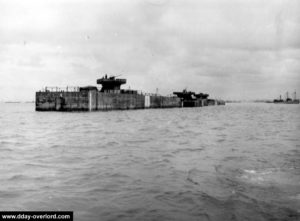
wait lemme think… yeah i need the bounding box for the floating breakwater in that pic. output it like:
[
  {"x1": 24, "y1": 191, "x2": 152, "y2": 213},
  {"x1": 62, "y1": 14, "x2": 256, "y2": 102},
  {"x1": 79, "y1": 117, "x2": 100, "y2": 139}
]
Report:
[
  {"x1": 35, "y1": 76, "x2": 225, "y2": 111},
  {"x1": 35, "y1": 91, "x2": 182, "y2": 111},
  {"x1": 35, "y1": 90, "x2": 224, "y2": 111}
]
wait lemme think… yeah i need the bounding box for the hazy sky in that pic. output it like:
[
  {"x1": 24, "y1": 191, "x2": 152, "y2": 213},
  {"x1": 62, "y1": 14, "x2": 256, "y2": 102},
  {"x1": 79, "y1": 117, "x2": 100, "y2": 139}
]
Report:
[{"x1": 0, "y1": 0, "x2": 299, "y2": 101}]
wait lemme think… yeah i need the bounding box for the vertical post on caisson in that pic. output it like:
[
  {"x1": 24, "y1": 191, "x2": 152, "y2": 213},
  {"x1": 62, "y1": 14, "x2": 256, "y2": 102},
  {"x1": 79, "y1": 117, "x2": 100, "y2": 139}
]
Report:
[
  {"x1": 144, "y1": 95, "x2": 150, "y2": 108},
  {"x1": 89, "y1": 91, "x2": 92, "y2": 111}
]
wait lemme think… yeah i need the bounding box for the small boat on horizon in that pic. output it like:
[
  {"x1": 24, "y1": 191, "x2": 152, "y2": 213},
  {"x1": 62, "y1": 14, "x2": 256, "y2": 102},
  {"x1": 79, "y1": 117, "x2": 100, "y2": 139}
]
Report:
[{"x1": 273, "y1": 91, "x2": 299, "y2": 104}]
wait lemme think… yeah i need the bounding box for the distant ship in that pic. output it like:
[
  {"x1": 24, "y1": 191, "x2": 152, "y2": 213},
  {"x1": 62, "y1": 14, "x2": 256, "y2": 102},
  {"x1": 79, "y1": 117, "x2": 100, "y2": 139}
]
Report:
[{"x1": 273, "y1": 91, "x2": 299, "y2": 104}]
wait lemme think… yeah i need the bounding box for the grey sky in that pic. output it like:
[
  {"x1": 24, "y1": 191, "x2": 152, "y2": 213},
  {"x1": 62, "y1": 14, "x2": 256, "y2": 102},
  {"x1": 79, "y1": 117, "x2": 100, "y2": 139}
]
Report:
[{"x1": 0, "y1": 0, "x2": 299, "y2": 101}]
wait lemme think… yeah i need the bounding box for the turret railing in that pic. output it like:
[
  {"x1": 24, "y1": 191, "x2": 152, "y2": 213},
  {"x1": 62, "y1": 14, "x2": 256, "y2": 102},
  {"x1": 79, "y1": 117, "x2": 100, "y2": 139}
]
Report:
[{"x1": 41, "y1": 86, "x2": 80, "y2": 92}]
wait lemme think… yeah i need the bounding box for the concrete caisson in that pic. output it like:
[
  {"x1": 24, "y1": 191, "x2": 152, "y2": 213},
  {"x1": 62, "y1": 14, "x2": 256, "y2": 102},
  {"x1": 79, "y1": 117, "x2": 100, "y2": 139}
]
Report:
[{"x1": 35, "y1": 76, "x2": 224, "y2": 111}]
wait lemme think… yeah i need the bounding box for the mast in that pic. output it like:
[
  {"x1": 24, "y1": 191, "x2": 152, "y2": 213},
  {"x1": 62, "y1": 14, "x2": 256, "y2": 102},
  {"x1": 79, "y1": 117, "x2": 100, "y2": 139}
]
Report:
[{"x1": 294, "y1": 90, "x2": 297, "y2": 100}]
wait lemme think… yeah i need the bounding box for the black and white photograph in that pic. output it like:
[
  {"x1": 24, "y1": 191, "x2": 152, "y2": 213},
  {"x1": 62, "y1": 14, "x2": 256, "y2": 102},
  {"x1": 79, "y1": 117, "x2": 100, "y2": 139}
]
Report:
[{"x1": 0, "y1": 0, "x2": 299, "y2": 220}]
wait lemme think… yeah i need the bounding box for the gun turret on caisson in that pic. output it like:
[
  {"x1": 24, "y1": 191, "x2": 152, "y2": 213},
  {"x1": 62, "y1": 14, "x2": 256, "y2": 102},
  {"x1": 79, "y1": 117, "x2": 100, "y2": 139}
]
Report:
[{"x1": 97, "y1": 75, "x2": 126, "y2": 92}]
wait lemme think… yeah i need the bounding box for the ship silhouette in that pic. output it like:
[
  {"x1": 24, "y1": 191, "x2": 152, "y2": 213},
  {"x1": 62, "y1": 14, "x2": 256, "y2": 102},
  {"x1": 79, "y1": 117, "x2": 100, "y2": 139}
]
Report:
[{"x1": 273, "y1": 91, "x2": 299, "y2": 104}]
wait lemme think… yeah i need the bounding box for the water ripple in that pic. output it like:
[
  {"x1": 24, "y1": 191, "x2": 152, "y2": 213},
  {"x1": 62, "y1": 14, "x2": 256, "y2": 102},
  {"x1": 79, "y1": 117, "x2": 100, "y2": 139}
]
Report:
[{"x1": 0, "y1": 103, "x2": 299, "y2": 220}]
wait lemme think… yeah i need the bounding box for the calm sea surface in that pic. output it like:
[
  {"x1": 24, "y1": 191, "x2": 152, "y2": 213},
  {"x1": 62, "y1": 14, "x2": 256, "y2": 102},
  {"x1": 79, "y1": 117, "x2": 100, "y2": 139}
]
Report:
[{"x1": 0, "y1": 103, "x2": 299, "y2": 221}]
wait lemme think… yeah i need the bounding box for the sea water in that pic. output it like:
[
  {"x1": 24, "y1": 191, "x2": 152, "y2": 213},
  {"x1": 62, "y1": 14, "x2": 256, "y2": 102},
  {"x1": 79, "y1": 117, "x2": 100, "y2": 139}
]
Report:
[{"x1": 0, "y1": 103, "x2": 299, "y2": 221}]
